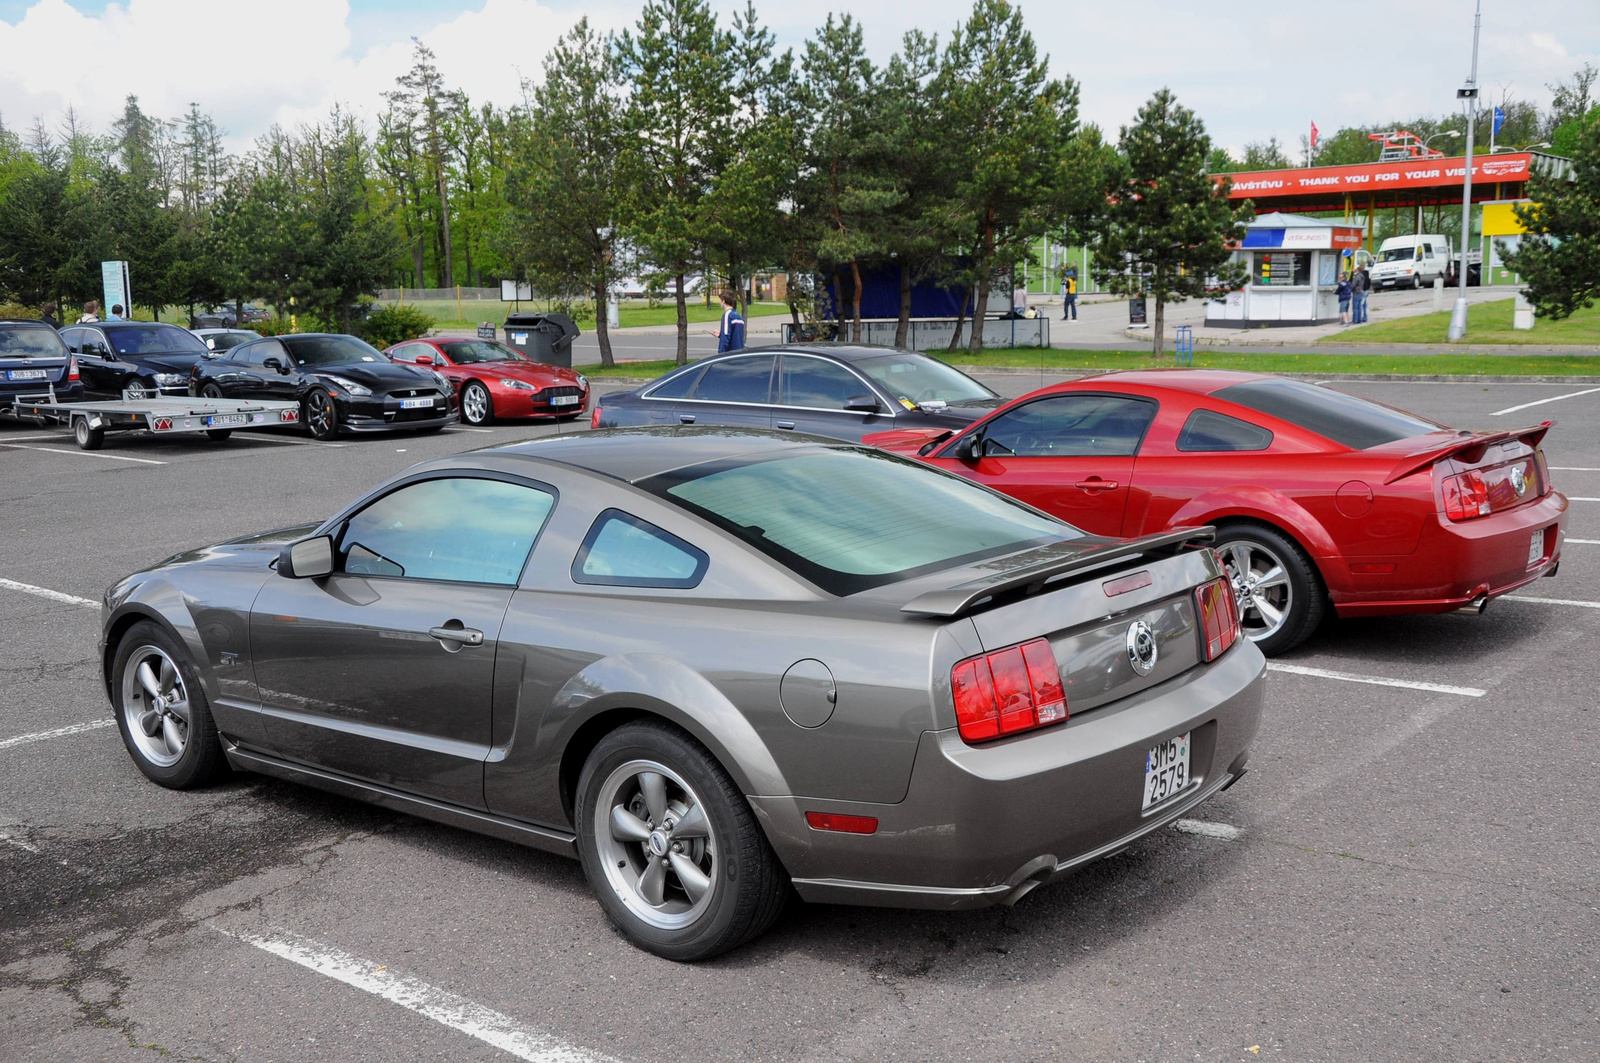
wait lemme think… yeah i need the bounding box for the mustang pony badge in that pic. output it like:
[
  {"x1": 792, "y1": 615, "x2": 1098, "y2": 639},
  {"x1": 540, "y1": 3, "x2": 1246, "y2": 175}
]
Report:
[{"x1": 1126, "y1": 619, "x2": 1158, "y2": 676}]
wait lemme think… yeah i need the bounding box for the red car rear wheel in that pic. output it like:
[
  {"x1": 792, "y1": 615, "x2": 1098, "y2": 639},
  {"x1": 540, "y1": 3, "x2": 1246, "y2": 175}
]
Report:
[{"x1": 1213, "y1": 523, "x2": 1325, "y2": 656}]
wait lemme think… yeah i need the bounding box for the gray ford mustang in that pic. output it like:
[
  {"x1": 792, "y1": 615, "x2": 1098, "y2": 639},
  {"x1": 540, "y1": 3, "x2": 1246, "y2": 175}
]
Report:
[{"x1": 100, "y1": 428, "x2": 1265, "y2": 960}]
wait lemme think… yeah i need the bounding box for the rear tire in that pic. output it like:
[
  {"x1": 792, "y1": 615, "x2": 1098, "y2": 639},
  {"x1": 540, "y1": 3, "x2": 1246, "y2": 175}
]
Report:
[
  {"x1": 1213, "y1": 523, "x2": 1325, "y2": 656},
  {"x1": 200, "y1": 383, "x2": 224, "y2": 400},
  {"x1": 111, "y1": 620, "x2": 228, "y2": 789},
  {"x1": 205, "y1": 429, "x2": 233, "y2": 441},
  {"x1": 73, "y1": 416, "x2": 104, "y2": 450},
  {"x1": 576, "y1": 720, "x2": 787, "y2": 961}
]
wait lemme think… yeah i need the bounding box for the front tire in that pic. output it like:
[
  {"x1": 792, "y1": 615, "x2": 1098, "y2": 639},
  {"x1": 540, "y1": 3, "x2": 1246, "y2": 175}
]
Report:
[
  {"x1": 576, "y1": 721, "x2": 787, "y2": 961},
  {"x1": 304, "y1": 389, "x2": 339, "y2": 440},
  {"x1": 111, "y1": 621, "x2": 228, "y2": 789},
  {"x1": 460, "y1": 381, "x2": 493, "y2": 426},
  {"x1": 200, "y1": 382, "x2": 225, "y2": 400},
  {"x1": 1214, "y1": 524, "x2": 1325, "y2": 656}
]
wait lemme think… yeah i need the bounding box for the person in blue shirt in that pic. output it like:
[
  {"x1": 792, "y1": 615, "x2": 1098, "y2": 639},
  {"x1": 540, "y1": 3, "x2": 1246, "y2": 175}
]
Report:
[{"x1": 716, "y1": 291, "x2": 745, "y2": 353}]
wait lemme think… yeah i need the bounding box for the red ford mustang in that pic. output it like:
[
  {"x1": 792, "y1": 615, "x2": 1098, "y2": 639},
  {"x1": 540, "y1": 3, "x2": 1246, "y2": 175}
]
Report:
[
  {"x1": 868, "y1": 370, "x2": 1567, "y2": 654},
  {"x1": 385, "y1": 337, "x2": 589, "y2": 426}
]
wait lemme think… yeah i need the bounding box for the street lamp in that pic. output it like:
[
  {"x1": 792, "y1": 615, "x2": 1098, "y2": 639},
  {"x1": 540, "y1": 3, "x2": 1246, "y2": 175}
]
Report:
[
  {"x1": 1491, "y1": 141, "x2": 1550, "y2": 153},
  {"x1": 1424, "y1": 130, "x2": 1462, "y2": 153},
  {"x1": 1447, "y1": 0, "x2": 1482, "y2": 343}
]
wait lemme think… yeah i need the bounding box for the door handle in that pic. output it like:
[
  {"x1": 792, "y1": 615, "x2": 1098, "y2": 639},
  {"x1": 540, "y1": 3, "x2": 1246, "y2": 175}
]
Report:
[
  {"x1": 428, "y1": 624, "x2": 484, "y2": 648},
  {"x1": 1073, "y1": 478, "x2": 1119, "y2": 492},
  {"x1": 678, "y1": 414, "x2": 696, "y2": 424},
  {"x1": 776, "y1": 420, "x2": 796, "y2": 429}
]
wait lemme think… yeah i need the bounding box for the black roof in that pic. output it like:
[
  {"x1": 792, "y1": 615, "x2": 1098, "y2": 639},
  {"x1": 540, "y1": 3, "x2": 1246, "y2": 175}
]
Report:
[
  {"x1": 677, "y1": 343, "x2": 913, "y2": 367},
  {"x1": 495, "y1": 426, "x2": 847, "y2": 484},
  {"x1": 0, "y1": 318, "x2": 54, "y2": 326}
]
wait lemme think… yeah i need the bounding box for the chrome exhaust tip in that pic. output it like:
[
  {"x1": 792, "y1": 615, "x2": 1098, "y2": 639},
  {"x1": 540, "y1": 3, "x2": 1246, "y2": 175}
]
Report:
[{"x1": 1455, "y1": 596, "x2": 1488, "y2": 615}]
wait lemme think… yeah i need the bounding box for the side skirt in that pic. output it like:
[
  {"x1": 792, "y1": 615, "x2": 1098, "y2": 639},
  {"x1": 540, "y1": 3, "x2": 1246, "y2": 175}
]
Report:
[{"x1": 224, "y1": 743, "x2": 579, "y2": 859}]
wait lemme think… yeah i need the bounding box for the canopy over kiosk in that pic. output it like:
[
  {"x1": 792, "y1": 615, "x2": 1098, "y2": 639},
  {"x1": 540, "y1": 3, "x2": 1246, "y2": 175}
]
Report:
[{"x1": 1207, "y1": 213, "x2": 1364, "y2": 328}]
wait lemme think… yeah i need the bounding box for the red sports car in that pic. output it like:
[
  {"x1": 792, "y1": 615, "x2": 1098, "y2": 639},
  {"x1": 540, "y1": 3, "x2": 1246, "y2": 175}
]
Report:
[
  {"x1": 868, "y1": 370, "x2": 1567, "y2": 654},
  {"x1": 385, "y1": 337, "x2": 589, "y2": 425}
]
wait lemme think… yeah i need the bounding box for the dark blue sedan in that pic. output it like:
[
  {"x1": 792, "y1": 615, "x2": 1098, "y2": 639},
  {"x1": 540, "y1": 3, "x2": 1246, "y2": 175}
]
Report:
[{"x1": 592, "y1": 345, "x2": 1003, "y2": 441}]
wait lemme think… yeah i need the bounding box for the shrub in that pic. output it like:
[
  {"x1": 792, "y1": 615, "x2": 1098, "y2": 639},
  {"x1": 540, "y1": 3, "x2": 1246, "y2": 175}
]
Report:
[
  {"x1": 0, "y1": 302, "x2": 42, "y2": 320},
  {"x1": 362, "y1": 304, "x2": 435, "y2": 348},
  {"x1": 249, "y1": 318, "x2": 299, "y2": 337}
]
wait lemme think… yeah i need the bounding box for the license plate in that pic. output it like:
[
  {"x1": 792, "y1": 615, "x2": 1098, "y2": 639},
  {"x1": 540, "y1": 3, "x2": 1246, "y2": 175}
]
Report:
[
  {"x1": 1143, "y1": 732, "x2": 1191, "y2": 809},
  {"x1": 400, "y1": 397, "x2": 435, "y2": 409},
  {"x1": 550, "y1": 394, "x2": 579, "y2": 406},
  {"x1": 6, "y1": 369, "x2": 49, "y2": 380},
  {"x1": 1529, "y1": 529, "x2": 1544, "y2": 565},
  {"x1": 204, "y1": 413, "x2": 247, "y2": 427}
]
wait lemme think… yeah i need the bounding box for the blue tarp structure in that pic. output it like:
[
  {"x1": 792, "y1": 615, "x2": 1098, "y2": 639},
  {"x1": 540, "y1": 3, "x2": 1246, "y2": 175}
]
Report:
[{"x1": 822, "y1": 265, "x2": 974, "y2": 320}]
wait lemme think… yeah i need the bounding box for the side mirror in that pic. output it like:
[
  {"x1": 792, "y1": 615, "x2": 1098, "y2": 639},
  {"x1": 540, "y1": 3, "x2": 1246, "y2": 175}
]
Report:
[
  {"x1": 844, "y1": 394, "x2": 882, "y2": 413},
  {"x1": 413, "y1": 353, "x2": 434, "y2": 366},
  {"x1": 278, "y1": 535, "x2": 334, "y2": 579},
  {"x1": 947, "y1": 433, "x2": 982, "y2": 462},
  {"x1": 262, "y1": 356, "x2": 285, "y2": 373}
]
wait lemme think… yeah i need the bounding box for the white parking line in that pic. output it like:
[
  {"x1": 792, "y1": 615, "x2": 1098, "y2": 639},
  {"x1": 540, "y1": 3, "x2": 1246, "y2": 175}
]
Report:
[
  {"x1": 1503, "y1": 594, "x2": 1600, "y2": 610},
  {"x1": 444, "y1": 426, "x2": 495, "y2": 433},
  {"x1": 1266, "y1": 662, "x2": 1486, "y2": 697},
  {"x1": 1490, "y1": 387, "x2": 1600, "y2": 417},
  {"x1": 1567, "y1": 538, "x2": 1600, "y2": 544},
  {"x1": 233, "y1": 434, "x2": 349, "y2": 448},
  {"x1": 0, "y1": 719, "x2": 116, "y2": 751},
  {"x1": 0, "y1": 831, "x2": 41, "y2": 854},
  {"x1": 1551, "y1": 467, "x2": 1600, "y2": 472},
  {"x1": 0, "y1": 442, "x2": 165, "y2": 464},
  {"x1": 214, "y1": 926, "x2": 615, "y2": 1063},
  {"x1": 0, "y1": 578, "x2": 98, "y2": 608},
  {"x1": 1172, "y1": 819, "x2": 1243, "y2": 841},
  {"x1": 1566, "y1": 497, "x2": 1600, "y2": 502}
]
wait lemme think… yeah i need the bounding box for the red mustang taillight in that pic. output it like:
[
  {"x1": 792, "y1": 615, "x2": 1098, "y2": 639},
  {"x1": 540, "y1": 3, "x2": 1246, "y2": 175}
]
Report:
[
  {"x1": 590, "y1": 403, "x2": 602, "y2": 430},
  {"x1": 951, "y1": 638, "x2": 1067, "y2": 744},
  {"x1": 1441, "y1": 469, "x2": 1491, "y2": 521},
  {"x1": 1195, "y1": 577, "x2": 1240, "y2": 661}
]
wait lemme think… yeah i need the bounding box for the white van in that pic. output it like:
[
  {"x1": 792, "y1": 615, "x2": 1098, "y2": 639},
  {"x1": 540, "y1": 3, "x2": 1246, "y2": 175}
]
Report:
[{"x1": 1368, "y1": 235, "x2": 1452, "y2": 289}]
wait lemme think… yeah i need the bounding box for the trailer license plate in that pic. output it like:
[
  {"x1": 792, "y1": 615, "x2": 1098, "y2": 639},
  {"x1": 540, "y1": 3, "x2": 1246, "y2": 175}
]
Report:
[
  {"x1": 204, "y1": 413, "x2": 247, "y2": 427},
  {"x1": 401, "y1": 397, "x2": 434, "y2": 409},
  {"x1": 1529, "y1": 529, "x2": 1544, "y2": 565},
  {"x1": 551, "y1": 394, "x2": 579, "y2": 406},
  {"x1": 1143, "y1": 732, "x2": 1191, "y2": 809},
  {"x1": 6, "y1": 369, "x2": 48, "y2": 380}
]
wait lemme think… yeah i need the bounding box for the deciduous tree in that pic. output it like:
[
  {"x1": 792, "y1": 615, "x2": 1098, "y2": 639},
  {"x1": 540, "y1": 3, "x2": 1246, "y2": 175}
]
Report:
[{"x1": 1507, "y1": 110, "x2": 1599, "y2": 319}]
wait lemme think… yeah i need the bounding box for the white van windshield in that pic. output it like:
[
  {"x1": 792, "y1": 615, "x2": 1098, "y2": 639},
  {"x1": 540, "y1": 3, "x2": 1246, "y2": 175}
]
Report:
[{"x1": 1379, "y1": 247, "x2": 1418, "y2": 263}]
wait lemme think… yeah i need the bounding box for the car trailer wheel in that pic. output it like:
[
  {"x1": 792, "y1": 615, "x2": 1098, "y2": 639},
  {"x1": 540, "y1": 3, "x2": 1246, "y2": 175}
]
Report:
[
  {"x1": 73, "y1": 415, "x2": 105, "y2": 451},
  {"x1": 205, "y1": 429, "x2": 233, "y2": 442}
]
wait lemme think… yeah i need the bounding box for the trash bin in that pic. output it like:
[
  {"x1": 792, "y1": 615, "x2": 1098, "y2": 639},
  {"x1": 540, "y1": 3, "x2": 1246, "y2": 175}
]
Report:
[{"x1": 502, "y1": 312, "x2": 580, "y2": 368}]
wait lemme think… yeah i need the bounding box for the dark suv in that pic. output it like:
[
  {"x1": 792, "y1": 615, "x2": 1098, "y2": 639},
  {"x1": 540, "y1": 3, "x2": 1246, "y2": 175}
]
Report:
[
  {"x1": 59, "y1": 321, "x2": 211, "y2": 400},
  {"x1": 0, "y1": 319, "x2": 83, "y2": 407}
]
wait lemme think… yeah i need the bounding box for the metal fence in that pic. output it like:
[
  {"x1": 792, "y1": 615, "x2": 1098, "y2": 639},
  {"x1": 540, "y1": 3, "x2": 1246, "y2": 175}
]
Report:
[
  {"x1": 781, "y1": 316, "x2": 1049, "y2": 351},
  {"x1": 378, "y1": 288, "x2": 503, "y2": 303}
]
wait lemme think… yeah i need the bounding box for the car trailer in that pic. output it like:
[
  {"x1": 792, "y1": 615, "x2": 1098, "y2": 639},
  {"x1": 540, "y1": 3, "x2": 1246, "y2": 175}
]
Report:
[{"x1": 4, "y1": 386, "x2": 301, "y2": 450}]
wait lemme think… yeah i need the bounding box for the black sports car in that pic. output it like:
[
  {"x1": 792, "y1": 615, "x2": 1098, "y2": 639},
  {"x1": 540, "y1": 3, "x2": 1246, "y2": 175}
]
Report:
[
  {"x1": 190, "y1": 333, "x2": 456, "y2": 439},
  {"x1": 60, "y1": 321, "x2": 211, "y2": 400},
  {"x1": 592, "y1": 344, "x2": 1004, "y2": 442}
]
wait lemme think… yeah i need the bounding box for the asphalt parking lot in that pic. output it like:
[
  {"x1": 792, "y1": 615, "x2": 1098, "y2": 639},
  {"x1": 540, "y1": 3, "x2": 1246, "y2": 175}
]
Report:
[{"x1": 2, "y1": 374, "x2": 1597, "y2": 1062}]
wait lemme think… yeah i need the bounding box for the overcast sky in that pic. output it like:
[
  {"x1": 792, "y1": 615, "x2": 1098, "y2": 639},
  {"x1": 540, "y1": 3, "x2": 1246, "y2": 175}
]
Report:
[{"x1": 1, "y1": 0, "x2": 1596, "y2": 157}]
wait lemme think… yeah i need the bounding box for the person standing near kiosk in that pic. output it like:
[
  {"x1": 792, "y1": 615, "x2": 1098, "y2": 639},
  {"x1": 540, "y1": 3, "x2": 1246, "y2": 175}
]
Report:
[{"x1": 1351, "y1": 263, "x2": 1371, "y2": 324}]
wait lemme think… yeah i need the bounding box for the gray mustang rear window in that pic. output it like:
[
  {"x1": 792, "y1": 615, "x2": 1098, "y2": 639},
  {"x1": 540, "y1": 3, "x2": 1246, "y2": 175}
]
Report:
[
  {"x1": 1213, "y1": 379, "x2": 1442, "y2": 449},
  {"x1": 649, "y1": 448, "x2": 1072, "y2": 595}
]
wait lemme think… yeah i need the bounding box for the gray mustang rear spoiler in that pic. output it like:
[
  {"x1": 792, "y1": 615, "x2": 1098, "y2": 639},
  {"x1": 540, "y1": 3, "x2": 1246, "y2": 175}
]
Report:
[{"x1": 901, "y1": 526, "x2": 1217, "y2": 618}]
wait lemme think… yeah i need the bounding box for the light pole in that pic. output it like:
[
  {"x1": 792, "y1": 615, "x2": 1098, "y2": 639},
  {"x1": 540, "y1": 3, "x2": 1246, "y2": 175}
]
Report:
[
  {"x1": 1423, "y1": 130, "x2": 1462, "y2": 154},
  {"x1": 1447, "y1": 0, "x2": 1482, "y2": 342}
]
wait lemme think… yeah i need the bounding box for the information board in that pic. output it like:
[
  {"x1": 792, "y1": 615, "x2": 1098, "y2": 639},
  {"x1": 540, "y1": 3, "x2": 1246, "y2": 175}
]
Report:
[{"x1": 1254, "y1": 252, "x2": 1309, "y2": 287}]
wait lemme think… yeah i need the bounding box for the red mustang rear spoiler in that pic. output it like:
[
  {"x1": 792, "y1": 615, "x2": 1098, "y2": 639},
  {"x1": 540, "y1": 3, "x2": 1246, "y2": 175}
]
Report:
[{"x1": 1383, "y1": 421, "x2": 1552, "y2": 485}]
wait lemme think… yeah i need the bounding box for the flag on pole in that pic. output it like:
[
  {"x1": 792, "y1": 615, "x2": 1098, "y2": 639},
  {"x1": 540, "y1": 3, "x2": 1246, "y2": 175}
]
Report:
[
  {"x1": 1492, "y1": 106, "x2": 1506, "y2": 136},
  {"x1": 1310, "y1": 121, "x2": 1320, "y2": 149}
]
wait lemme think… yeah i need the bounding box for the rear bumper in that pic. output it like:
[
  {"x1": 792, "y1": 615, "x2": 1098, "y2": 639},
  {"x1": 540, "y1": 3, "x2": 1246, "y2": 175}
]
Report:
[
  {"x1": 750, "y1": 642, "x2": 1266, "y2": 910},
  {"x1": 1330, "y1": 491, "x2": 1567, "y2": 617}
]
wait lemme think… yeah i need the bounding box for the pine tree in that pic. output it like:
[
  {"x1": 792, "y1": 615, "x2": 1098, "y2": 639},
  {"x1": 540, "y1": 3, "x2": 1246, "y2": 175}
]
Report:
[
  {"x1": 1507, "y1": 111, "x2": 1599, "y2": 319},
  {"x1": 1092, "y1": 88, "x2": 1251, "y2": 358}
]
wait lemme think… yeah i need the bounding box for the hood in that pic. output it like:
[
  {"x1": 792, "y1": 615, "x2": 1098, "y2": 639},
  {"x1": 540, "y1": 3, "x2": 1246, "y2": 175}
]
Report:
[
  {"x1": 306, "y1": 360, "x2": 440, "y2": 391},
  {"x1": 148, "y1": 523, "x2": 322, "y2": 571},
  {"x1": 863, "y1": 426, "x2": 951, "y2": 455}
]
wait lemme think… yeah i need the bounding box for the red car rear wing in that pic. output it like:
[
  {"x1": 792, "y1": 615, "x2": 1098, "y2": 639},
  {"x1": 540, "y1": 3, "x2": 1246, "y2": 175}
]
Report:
[{"x1": 1382, "y1": 421, "x2": 1552, "y2": 485}]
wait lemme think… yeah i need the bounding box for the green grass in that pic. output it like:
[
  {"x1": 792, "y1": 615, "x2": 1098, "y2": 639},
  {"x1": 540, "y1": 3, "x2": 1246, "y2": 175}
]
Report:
[
  {"x1": 583, "y1": 346, "x2": 1600, "y2": 379},
  {"x1": 381, "y1": 298, "x2": 792, "y2": 331},
  {"x1": 1328, "y1": 298, "x2": 1600, "y2": 345}
]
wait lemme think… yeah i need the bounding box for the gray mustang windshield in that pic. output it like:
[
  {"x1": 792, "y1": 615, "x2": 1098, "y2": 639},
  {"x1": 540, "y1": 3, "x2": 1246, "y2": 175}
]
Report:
[{"x1": 648, "y1": 447, "x2": 1073, "y2": 594}]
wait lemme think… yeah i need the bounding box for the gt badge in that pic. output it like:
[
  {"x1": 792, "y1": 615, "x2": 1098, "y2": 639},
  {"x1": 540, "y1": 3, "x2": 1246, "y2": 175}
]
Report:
[{"x1": 1126, "y1": 620, "x2": 1158, "y2": 676}]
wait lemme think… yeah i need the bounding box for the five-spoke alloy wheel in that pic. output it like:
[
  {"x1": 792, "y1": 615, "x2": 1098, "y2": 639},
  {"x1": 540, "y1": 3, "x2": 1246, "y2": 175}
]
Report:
[
  {"x1": 304, "y1": 388, "x2": 339, "y2": 440},
  {"x1": 1214, "y1": 524, "x2": 1324, "y2": 656},
  {"x1": 111, "y1": 621, "x2": 227, "y2": 788},
  {"x1": 576, "y1": 721, "x2": 786, "y2": 961}
]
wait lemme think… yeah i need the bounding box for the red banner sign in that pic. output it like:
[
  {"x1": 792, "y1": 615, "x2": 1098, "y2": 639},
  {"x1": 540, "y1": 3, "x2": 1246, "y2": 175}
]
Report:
[{"x1": 1219, "y1": 153, "x2": 1532, "y2": 198}]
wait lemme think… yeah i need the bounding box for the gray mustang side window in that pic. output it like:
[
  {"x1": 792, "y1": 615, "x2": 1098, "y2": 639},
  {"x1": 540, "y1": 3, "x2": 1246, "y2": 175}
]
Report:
[
  {"x1": 338, "y1": 477, "x2": 556, "y2": 584},
  {"x1": 573, "y1": 510, "x2": 709, "y2": 589}
]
